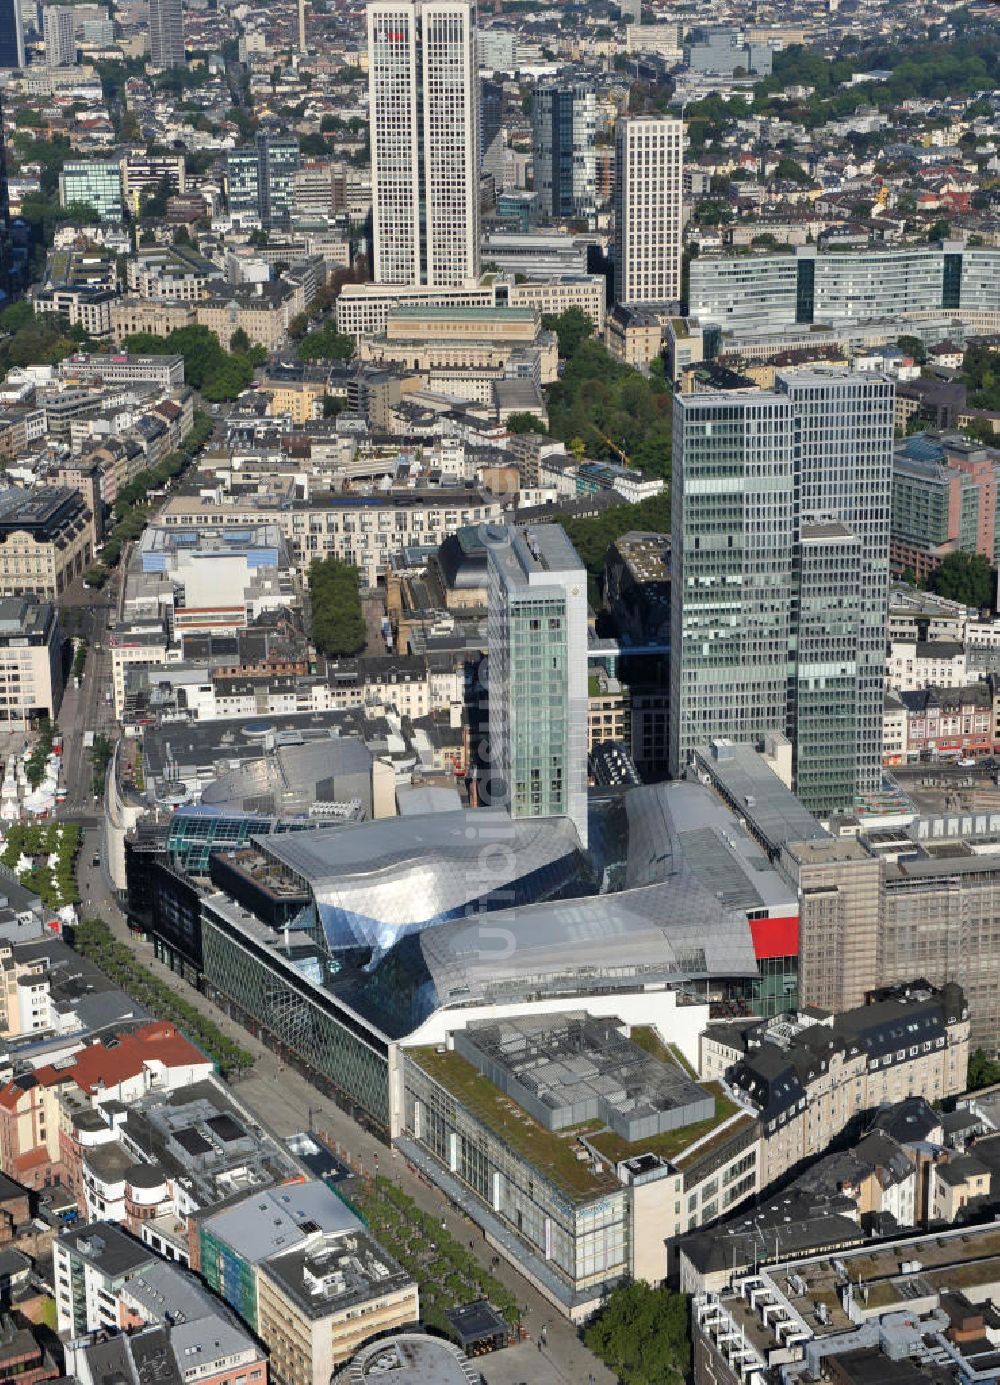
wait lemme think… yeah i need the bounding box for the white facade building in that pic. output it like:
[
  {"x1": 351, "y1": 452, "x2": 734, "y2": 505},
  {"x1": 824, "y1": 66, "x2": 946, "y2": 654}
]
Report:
[
  {"x1": 368, "y1": 0, "x2": 480, "y2": 287},
  {"x1": 43, "y1": 7, "x2": 76, "y2": 67},
  {"x1": 613, "y1": 116, "x2": 684, "y2": 306}
]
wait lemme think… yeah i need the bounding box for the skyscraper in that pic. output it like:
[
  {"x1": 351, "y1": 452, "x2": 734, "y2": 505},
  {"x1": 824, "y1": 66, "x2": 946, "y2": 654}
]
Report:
[
  {"x1": 669, "y1": 369, "x2": 894, "y2": 817},
  {"x1": 43, "y1": 6, "x2": 76, "y2": 67},
  {"x1": 0, "y1": 90, "x2": 11, "y2": 297},
  {"x1": 226, "y1": 132, "x2": 300, "y2": 229},
  {"x1": 613, "y1": 116, "x2": 683, "y2": 305},
  {"x1": 480, "y1": 77, "x2": 504, "y2": 181},
  {"x1": 149, "y1": 0, "x2": 185, "y2": 69},
  {"x1": 486, "y1": 524, "x2": 589, "y2": 848},
  {"x1": 781, "y1": 370, "x2": 893, "y2": 809},
  {"x1": 0, "y1": 0, "x2": 26, "y2": 69},
  {"x1": 533, "y1": 82, "x2": 597, "y2": 221},
  {"x1": 669, "y1": 389, "x2": 796, "y2": 777},
  {"x1": 367, "y1": 0, "x2": 480, "y2": 287}
]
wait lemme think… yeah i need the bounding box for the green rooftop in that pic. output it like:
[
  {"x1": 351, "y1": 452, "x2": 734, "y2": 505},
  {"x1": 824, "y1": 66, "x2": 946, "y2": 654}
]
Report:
[
  {"x1": 408, "y1": 1037, "x2": 748, "y2": 1201},
  {"x1": 408, "y1": 1046, "x2": 616, "y2": 1201},
  {"x1": 589, "y1": 1083, "x2": 746, "y2": 1167}
]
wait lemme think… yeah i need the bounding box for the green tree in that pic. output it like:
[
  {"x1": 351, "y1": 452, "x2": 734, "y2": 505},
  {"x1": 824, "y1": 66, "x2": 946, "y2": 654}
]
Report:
[
  {"x1": 541, "y1": 306, "x2": 595, "y2": 360},
  {"x1": 584, "y1": 1281, "x2": 691, "y2": 1385},
  {"x1": 505, "y1": 412, "x2": 545, "y2": 434},
  {"x1": 927, "y1": 218, "x2": 951, "y2": 243},
  {"x1": 230, "y1": 327, "x2": 251, "y2": 354},
  {"x1": 297, "y1": 324, "x2": 355, "y2": 362},
  {"x1": 309, "y1": 557, "x2": 366, "y2": 657},
  {"x1": 897, "y1": 334, "x2": 927, "y2": 364},
  {"x1": 202, "y1": 356, "x2": 253, "y2": 401},
  {"x1": 969, "y1": 1049, "x2": 1000, "y2": 1091},
  {"x1": 927, "y1": 551, "x2": 995, "y2": 608},
  {"x1": 773, "y1": 156, "x2": 811, "y2": 184}
]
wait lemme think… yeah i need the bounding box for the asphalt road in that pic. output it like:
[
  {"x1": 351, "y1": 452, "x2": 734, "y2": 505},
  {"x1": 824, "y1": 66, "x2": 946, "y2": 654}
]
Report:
[{"x1": 58, "y1": 580, "x2": 118, "y2": 815}]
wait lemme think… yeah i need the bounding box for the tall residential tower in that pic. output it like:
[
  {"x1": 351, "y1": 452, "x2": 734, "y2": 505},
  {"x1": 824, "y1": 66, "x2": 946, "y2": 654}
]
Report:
[
  {"x1": 43, "y1": 7, "x2": 76, "y2": 66},
  {"x1": 149, "y1": 0, "x2": 185, "y2": 68},
  {"x1": 486, "y1": 524, "x2": 589, "y2": 848},
  {"x1": 367, "y1": 0, "x2": 480, "y2": 286},
  {"x1": 669, "y1": 369, "x2": 894, "y2": 817},
  {"x1": 613, "y1": 116, "x2": 684, "y2": 305}
]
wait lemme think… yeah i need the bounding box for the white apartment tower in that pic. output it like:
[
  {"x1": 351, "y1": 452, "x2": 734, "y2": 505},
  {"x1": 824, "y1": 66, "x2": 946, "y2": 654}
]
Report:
[
  {"x1": 43, "y1": 6, "x2": 76, "y2": 67},
  {"x1": 614, "y1": 116, "x2": 684, "y2": 305},
  {"x1": 367, "y1": 0, "x2": 480, "y2": 287}
]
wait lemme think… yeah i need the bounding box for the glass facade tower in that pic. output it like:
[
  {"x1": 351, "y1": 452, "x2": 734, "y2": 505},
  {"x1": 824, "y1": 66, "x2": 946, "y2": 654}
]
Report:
[
  {"x1": 670, "y1": 369, "x2": 894, "y2": 818},
  {"x1": 532, "y1": 82, "x2": 597, "y2": 220},
  {"x1": 486, "y1": 524, "x2": 589, "y2": 847},
  {"x1": 668, "y1": 391, "x2": 796, "y2": 775},
  {"x1": 226, "y1": 133, "x2": 300, "y2": 229},
  {"x1": 0, "y1": 0, "x2": 25, "y2": 69},
  {"x1": 149, "y1": 0, "x2": 185, "y2": 68}
]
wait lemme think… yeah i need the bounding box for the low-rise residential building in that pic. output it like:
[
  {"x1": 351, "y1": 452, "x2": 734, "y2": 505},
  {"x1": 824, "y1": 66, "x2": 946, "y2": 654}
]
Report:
[
  {"x1": 690, "y1": 1220, "x2": 1000, "y2": 1383},
  {"x1": 33, "y1": 286, "x2": 117, "y2": 338},
  {"x1": 0, "y1": 1022, "x2": 211, "y2": 1188},
  {"x1": 127, "y1": 245, "x2": 217, "y2": 301},
  {"x1": 58, "y1": 1226, "x2": 269, "y2": 1385},
  {"x1": 157, "y1": 488, "x2": 503, "y2": 587},
  {"x1": 897, "y1": 683, "x2": 994, "y2": 760},
  {"x1": 724, "y1": 983, "x2": 969, "y2": 1188},
  {"x1": 887, "y1": 639, "x2": 968, "y2": 692},
  {"x1": 605, "y1": 302, "x2": 673, "y2": 368}
]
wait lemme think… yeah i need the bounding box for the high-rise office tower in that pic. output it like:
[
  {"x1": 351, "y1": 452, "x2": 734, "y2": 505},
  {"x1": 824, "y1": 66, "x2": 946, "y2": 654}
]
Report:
[
  {"x1": 669, "y1": 370, "x2": 894, "y2": 817},
  {"x1": 781, "y1": 370, "x2": 893, "y2": 810},
  {"x1": 533, "y1": 82, "x2": 597, "y2": 221},
  {"x1": 367, "y1": 1, "x2": 480, "y2": 287},
  {"x1": 149, "y1": 0, "x2": 185, "y2": 69},
  {"x1": 669, "y1": 389, "x2": 796, "y2": 778},
  {"x1": 0, "y1": 0, "x2": 26, "y2": 68},
  {"x1": 613, "y1": 116, "x2": 683, "y2": 304},
  {"x1": 0, "y1": 91, "x2": 10, "y2": 296},
  {"x1": 226, "y1": 132, "x2": 300, "y2": 228},
  {"x1": 43, "y1": 6, "x2": 76, "y2": 67},
  {"x1": 480, "y1": 77, "x2": 504, "y2": 181},
  {"x1": 486, "y1": 524, "x2": 589, "y2": 848}
]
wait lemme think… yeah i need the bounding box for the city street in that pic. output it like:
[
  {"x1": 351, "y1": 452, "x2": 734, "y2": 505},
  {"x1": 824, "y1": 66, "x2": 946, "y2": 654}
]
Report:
[
  {"x1": 57, "y1": 577, "x2": 119, "y2": 815},
  {"x1": 73, "y1": 825, "x2": 614, "y2": 1384}
]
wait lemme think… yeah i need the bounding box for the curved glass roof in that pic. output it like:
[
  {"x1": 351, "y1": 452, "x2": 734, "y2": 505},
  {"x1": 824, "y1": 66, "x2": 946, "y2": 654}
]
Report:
[{"x1": 258, "y1": 809, "x2": 590, "y2": 961}]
